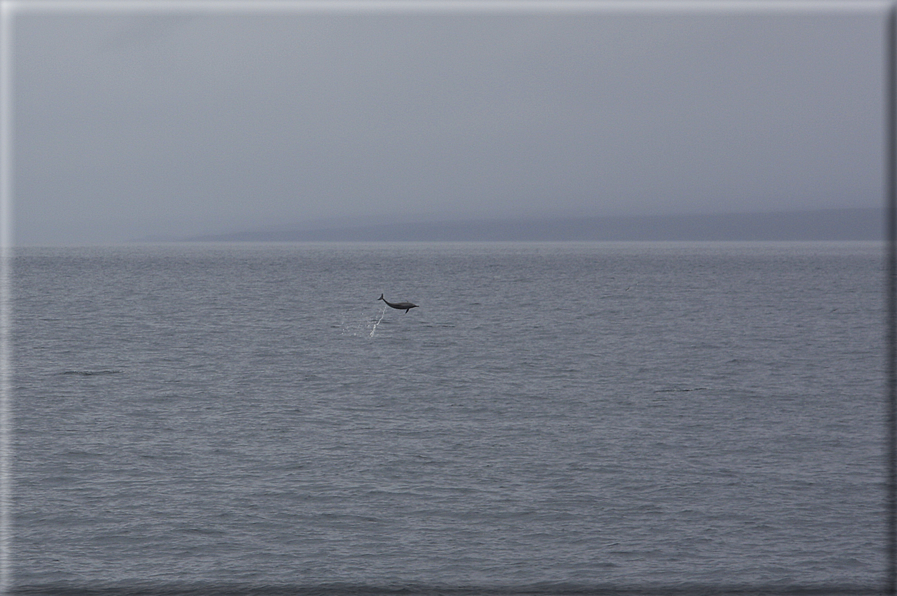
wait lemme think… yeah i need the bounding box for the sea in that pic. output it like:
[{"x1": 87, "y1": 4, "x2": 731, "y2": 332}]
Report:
[{"x1": 9, "y1": 241, "x2": 888, "y2": 595}]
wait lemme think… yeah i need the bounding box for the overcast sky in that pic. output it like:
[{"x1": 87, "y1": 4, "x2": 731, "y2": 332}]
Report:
[{"x1": 9, "y1": 1, "x2": 889, "y2": 245}]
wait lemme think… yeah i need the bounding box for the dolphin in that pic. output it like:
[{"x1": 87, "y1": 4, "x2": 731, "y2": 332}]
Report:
[{"x1": 378, "y1": 294, "x2": 418, "y2": 313}]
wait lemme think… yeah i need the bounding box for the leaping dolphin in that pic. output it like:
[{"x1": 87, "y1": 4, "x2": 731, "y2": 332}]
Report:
[{"x1": 378, "y1": 294, "x2": 418, "y2": 313}]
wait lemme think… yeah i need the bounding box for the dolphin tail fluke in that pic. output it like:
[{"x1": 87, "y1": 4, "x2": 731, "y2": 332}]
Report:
[{"x1": 378, "y1": 294, "x2": 384, "y2": 301}]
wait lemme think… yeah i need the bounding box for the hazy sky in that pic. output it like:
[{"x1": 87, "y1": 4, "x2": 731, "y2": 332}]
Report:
[{"x1": 9, "y1": 1, "x2": 889, "y2": 245}]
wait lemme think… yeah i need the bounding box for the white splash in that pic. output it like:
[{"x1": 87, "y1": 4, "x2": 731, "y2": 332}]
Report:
[{"x1": 369, "y1": 305, "x2": 387, "y2": 338}]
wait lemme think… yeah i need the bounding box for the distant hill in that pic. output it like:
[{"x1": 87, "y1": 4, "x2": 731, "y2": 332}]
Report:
[{"x1": 189, "y1": 207, "x2": 884, "y2": 242}]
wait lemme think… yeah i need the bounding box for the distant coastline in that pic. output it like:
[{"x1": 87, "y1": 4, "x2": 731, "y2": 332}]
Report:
[{"x1": 186, "y1": 207, "x2": 883, "y2": 243}]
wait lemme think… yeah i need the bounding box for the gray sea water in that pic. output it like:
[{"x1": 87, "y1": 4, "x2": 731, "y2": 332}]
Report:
[{"x1": 10, "y1": 241, "x2": 887, "y2": 594}]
